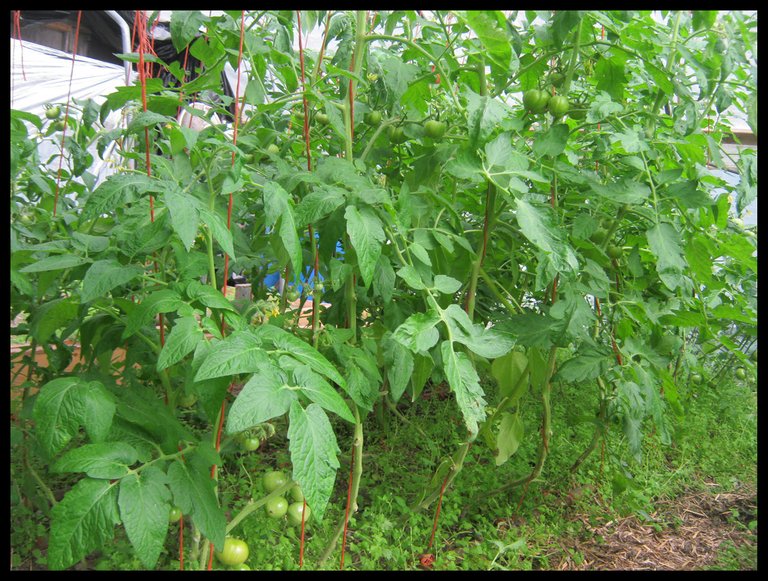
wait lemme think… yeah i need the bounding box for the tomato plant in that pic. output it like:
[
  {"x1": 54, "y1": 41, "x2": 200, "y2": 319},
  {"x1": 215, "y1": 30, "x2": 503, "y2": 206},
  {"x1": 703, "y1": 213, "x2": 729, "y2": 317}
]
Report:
[
  {"x1": 265, "y1": 496, "x2": 289, "y2": 518},
  {"x1": 9, "y1": 9, "x2": 757, "y2": 572}
]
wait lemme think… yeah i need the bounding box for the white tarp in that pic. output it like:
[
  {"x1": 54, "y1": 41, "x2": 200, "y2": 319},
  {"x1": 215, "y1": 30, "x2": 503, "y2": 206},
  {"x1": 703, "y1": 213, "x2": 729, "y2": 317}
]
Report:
[{"x1": 10, "y1": 38, "x2": 136, "y2": 187}]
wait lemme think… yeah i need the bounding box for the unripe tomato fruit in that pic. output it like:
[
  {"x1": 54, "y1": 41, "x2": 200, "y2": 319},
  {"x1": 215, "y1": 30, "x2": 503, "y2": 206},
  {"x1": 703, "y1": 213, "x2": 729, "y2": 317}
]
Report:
[
  {"x1": 313, "y1": 281, "x2": 324, "y2": 294},
  {"x1": 263, "y1": 470, "x2": 289, "y2": 493},
  {"x1": 549, "y1": 71, "x2": 566, "y2": 88},
  {"x1": 691, "y1": 373, "x2": 702, "y2": 385},
  {"x1": 735, "y1": 367, "x2": 746, "y2": 380},
  {"x1": 45, "y1": 106, "x2": 61, "y2": 120},
  {"x1": 548, "y1": 95, "x2": 570, "y2": 118},
  {"x1": 424, "y1": 119, "x2": 446, "y2": 140},
  {"x1": 52, "y1": 120, "x2": 66, "y2": 132},
  {"x1": 241, "y1": 437, "x2": 260, "y2": 452},
  {"x1": 523, "y1": 89, "x2": 549, "y2": 114},
  {"x1": 389, "y1": 126, "x2": 407, "y2": 144},
  {"x1": 591, "y1": 229, "x2": 607, "y2": 244},
  {"x1": 364, "y1": 110, "x2": 382, "y2": 126},
  {"x1": 607, "y1": 245, "x2": 623, "y2": 260},
  {"x1": 286, "y1": 288, "x2": 300, "y2": 302},
  {"x1": 266, "y1": 496, "x2": 289, "y2": 518},
  {"x1": 316, "y1": 112, "x2": 330, "y2": 126},
  {"x1": 234, "y1": 564, "x2": 251, "y2": 570},
  {"x1": 289, "y1": 484, "x2": 304, "y2": 503},
  {"x1": 169, "y1": 506, "x2": 183, "y2": 523},
  {"x1": 287, "y1": 501, "x2": 311, "y2": 527},
  {"x1": 267, "y1": 144, "x2": 280, "y2": 155},
  {"x1": 215, "y1": 538, "x2": 249, "y2": 567}
]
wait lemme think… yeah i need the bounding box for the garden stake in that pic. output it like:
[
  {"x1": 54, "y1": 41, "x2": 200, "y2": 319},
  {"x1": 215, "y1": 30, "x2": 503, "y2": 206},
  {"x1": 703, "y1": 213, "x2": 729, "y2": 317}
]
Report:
[
  {"x1": 53, "y1": 10, "x2": 81, "y2": 218},
  {"x1": 13, "y1": 11, "x2": 26, "y2": 81}
]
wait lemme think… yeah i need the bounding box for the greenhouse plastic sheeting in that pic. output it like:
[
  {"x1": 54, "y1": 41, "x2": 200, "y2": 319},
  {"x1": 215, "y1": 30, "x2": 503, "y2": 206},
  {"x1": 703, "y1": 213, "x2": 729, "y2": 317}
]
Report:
[{"x1": 10, "y1": 38, "x2": 136, "y2": 186}]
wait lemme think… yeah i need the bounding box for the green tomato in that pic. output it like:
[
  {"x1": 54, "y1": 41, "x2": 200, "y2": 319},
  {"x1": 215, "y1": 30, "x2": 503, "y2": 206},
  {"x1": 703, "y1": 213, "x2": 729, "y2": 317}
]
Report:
[
  {"x1": 607, "y1": 245, "x2": 623, "y2": 260},
  {"x1": 52, "y1": 120, "x2": 66, "y2": 132},
  {"x1": 287, "y1": 501, "x2": 311, "y2": 527},
  {"x1": 313, "y1": 281, "x2": 324, "y2": 294},
  {"x1": 263, "y1": 470, "x2": 289, "y2": 493},
  {"x1": 590, "y1": 228, "x2": 607, "y2": 244},
  {"x1": 364, "y1": 110, "x2": 382, "y2": 126},
  {"x1": 523, "y1": 89, "x2": 550, "y2": 114},
  {"x1": 266, "y1": 496, "x2": 289, "y2": 518},
  {"x1": 424, "y1": 119, "x2": 446, "y2": 140},
  {"x1": 267, "y1": 144, "x2": 280, "y2": 155},
  {"x1": 548, "y1": 95, "x2": 570, "y2": 118},
  {"x1": 178, "y1": 392, "x2": 198, "y2": 407},
  {"x1": 316, "y1": 112, "x2": 330, "y2": 126},
  {"x1": 169, "y1": 506, "x2": 183, "y2": 523},
  {"x1": 388, "y1": 126, "x2": 408, "y2": 144},
  {"x1": 215, "y1": 538, "x2": 249, "y2": 567},
  {"x1": 286, "y1": 288, "x2": 300, "y2": 302},
  {"x1": 735, "y1": 367, "x2": 747, "y2": 380},
  {"x1": 549, "y1": 71, "x2": 566, "y2": 88},
  {"x1": 289, "y1": 484, "x2": 304, "y2": 503},
  {"x1": 233, "y1": 564, "x2": 251, "y2": 570},
  {"x1": 690, "y1": 373, "x2": 703, "y2": 385},
  {"x1": 241, "y1": 437, "x2": 260, "y2": 452},
  {"x1": 45, "y1": 106, "x2": 61, "y2": 120}
]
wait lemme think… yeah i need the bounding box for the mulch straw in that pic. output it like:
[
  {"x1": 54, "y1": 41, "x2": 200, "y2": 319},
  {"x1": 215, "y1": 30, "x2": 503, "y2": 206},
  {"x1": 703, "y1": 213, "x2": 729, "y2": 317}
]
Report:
[{"x1": 550, "y1": 484, "x2": 756, "y2": 570}]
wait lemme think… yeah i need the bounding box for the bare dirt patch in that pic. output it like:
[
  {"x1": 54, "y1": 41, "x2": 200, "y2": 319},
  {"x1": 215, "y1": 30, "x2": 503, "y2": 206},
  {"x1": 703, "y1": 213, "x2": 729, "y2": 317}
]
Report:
[{"x1": 552, "y1": 484, "x2": 757, "y2": 570}]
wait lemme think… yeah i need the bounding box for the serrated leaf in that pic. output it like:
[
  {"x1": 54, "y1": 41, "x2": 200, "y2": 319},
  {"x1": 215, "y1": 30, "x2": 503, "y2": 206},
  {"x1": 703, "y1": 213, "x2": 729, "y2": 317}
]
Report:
[
  {"x1": 199, "y1": 206, "x2": 235, "y2": 260},
  {"x1": 292, "y1": 365, "x2": 355, "y2": 423},
  {"x1": 532, "y1": 123, "x2": 570, "y2": 158},
  {"x1": 345, "y1": 205, "x2": 385, "y2": 289},
  {"x1": 226, "y1": 366, "x2": 296, "y2": 434},
  {"x1": 392, "y1": 310, "x2": 441, "y2": 354},
  {"x1": 185, "y1": 280, "x2": 236, "y2": 311},
  {"x1": 396, "y1": 264, "x2": 426, "y2": 290},
  {"x1": 166, "y1": 455, "x2": 226, "y2": 551},
  {"x1": 495, "y1": 411, "x2": 524, "y2": 466},
  {"x1": 52, "y1": 442, "x2": 139, "y2": 479},
  {"x1": 29, "y1": 297, "x2": 79, "y2": 343},
  {"x1": 254, "y1": 325, "x2": 346, "y2": 388},
  {"x1": 80, "y1": 259, "x2": 144, "y2": 303},
  {"x1": 465, "y1": 88, "x2": 508, "y2": 148},
  {"x1": 491, "y1": 350, "x2": 529, "y2": 404},
  {"x1": 157, "y1": 316, "x2": 203, "y2": 371},
  {"x1": 194, "y1": 330, "x2": 269, "y2": 381},
  {"x1": 373, "y1": 255, "x2": 396, "y2": 303},
  {"x1": 33, "y1": 378, "x2": 116, "y2": 458},
  {"x1": 164, "y1": 189, "x2": 200, "y2": 251},
  {"x1": 19, "y1": 254, "x2": 91, "y2": 273},
  {"x1": 383, "y1": 335, "x2": 414, "y2": 403},
  {"x1": 442, "y1": 304, "x2": 515, "y2": 359},
  {"x1": 646, "y1": 222, "x2": 686, "y2": 290},
  {"x1": 170, "y1": 10, "x2": 208, "y2": 52},
  {"x1": 287, "y1": 402, "x2": 341, "y2": 522},
  {"x1": 515, "y1": 198, "x2": 578, "y2": 273},
  {"x1": 295, "y1": 185, "x2": 346, "y2": 227},
  {"x1": 122, "y1": 289, "x2": 185, "y2": 339},
  {"x1": 48, "y1": 478, "x2": 119, "y2": 570},
  {"x1": 441, "y1": 341, "x2": 487, "y2": 440},
  {"x1": 555, "y1": 345, "x2": 611, "y2": 382},
  {"x1": 82, "y1": 173, "x2": 158, "y2": 220},
  {"x1": 118, "y1": 468, "x2": 171, "y2": 569}
]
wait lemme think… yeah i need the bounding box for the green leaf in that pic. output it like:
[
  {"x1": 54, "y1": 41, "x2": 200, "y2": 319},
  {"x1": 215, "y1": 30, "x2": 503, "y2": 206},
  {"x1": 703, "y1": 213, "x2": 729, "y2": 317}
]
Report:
[
  {"x1": 410, "y1": 352, "x2": 434, "y2": 401},
  {"x1": 491, "y1": 350, "x2": 529, "y2": 404},
  {"x1": 396, "y1": 264, "x2": 426, "y2": 290},
  {"x1": 532, "y1": 123, "x2": 569, "y2": 158},
  {"x1": 392, "y1": 310, "x2": 441, "y2": 354},
  {"x1": 157, "y1": 316, "x2": 203, "y2": 371},
  {"x1": 373, "y1": 255, "x2": 396, "y2": 303},
  {"x1": 345, "y1": 205, "x2": 385, "y2": 289},
  {"x1": 82, "y1": 173, "x2": 158, "y2": 220},
  {"x1": 255, "y1": 324, "x2": 347, "y2": 388},
  {"x1": 588, "y1": 178, "x2": 651, "y2": 205},
  {"x1": 48, "y1": 478, "x2": 119, "y2": 570},
  {"x1": 595, "y1": 55, "x2": 627, "y2": 103},
  {"x1": 51, "y1": 442, "x2": 139, "y2": 479},
  {"x1": 19, "y1": 254, "x2": 91, "y2": 273},
  {"x1": 441, "y1": 341, "x2": 487, "y2": 440},
  {"x1": 164, "y1": 189, "x2": 201, "y2": 251},
  {"x1": 295, "y1": 185, "x2": 346, "y2": 227},
  {"x1": 555, "y1": 345, "x2": 611, "y2": 382},
  {"x1": 118, "y1": 467, "x2": 171, "y2": 569},
  {"x1": 122, "y1": 289, "x2": 185, "y2": 339},
  {"x1": 442, "y1": 304, "x2": 515, "y2": 359},
  {"x1": 185, "y1": 279, "x2": 236, "y2": 312},
  {"x1": 646, "y1": 222, "x2": 686, "y2": 291},
  {"x1": 226, "y1": 366, "x2": 296, "y2": 434},
  {"x1": 126, "y1": 111, "x2": 172, "y2": 134},
  {"x1": 80, "y1": 259, "x2": 144, "y2": 303},
  {"x1": 166, "y1": 454, "x2": 226, "y2": 552},
  {"x1": 515, "y1": 198, "x2": 578, "y2": 273},
  {"x1": 465, "y1": 88, "x2": 509, "y2": 148},
  {"x1": 194, "y1": 329, "x2": 269, "y2": 381},
  {"x1": 464, "y1": 11, "x2": 512, "y2": 74},
  {"x1": 29, "y1": 297, "x2": 79, "y2": 343},
  {"x1": 287, "y1": 402, "x2": 341, "y2": 522},
  {"x1": 263, "y1": 181, "x2": 301, "y2": 277},
  {"x1": 383, "y1": 335, "x2": 414, "y2": 403},
  {"x1": 170, "y1": 11, "x2": 209, "y2": 52},
  {"x1": 495, "y1": 411, "x2": 524, "y2": 466},
  {"x1": 33, "y1": 378, "x2": 116, "y2": 458},
  {"x1": 433, "y1": 274, "x2": 462, "y2": 295},
  {"x1": 199, "y1": 207, "x2": 236, "y2": 260},
  {"x1": 409, "y1": 241, "x2": 432, "y2": 266},
  {"x1": 292, "y1": 365, "x2": 355, "y2": 423}
]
